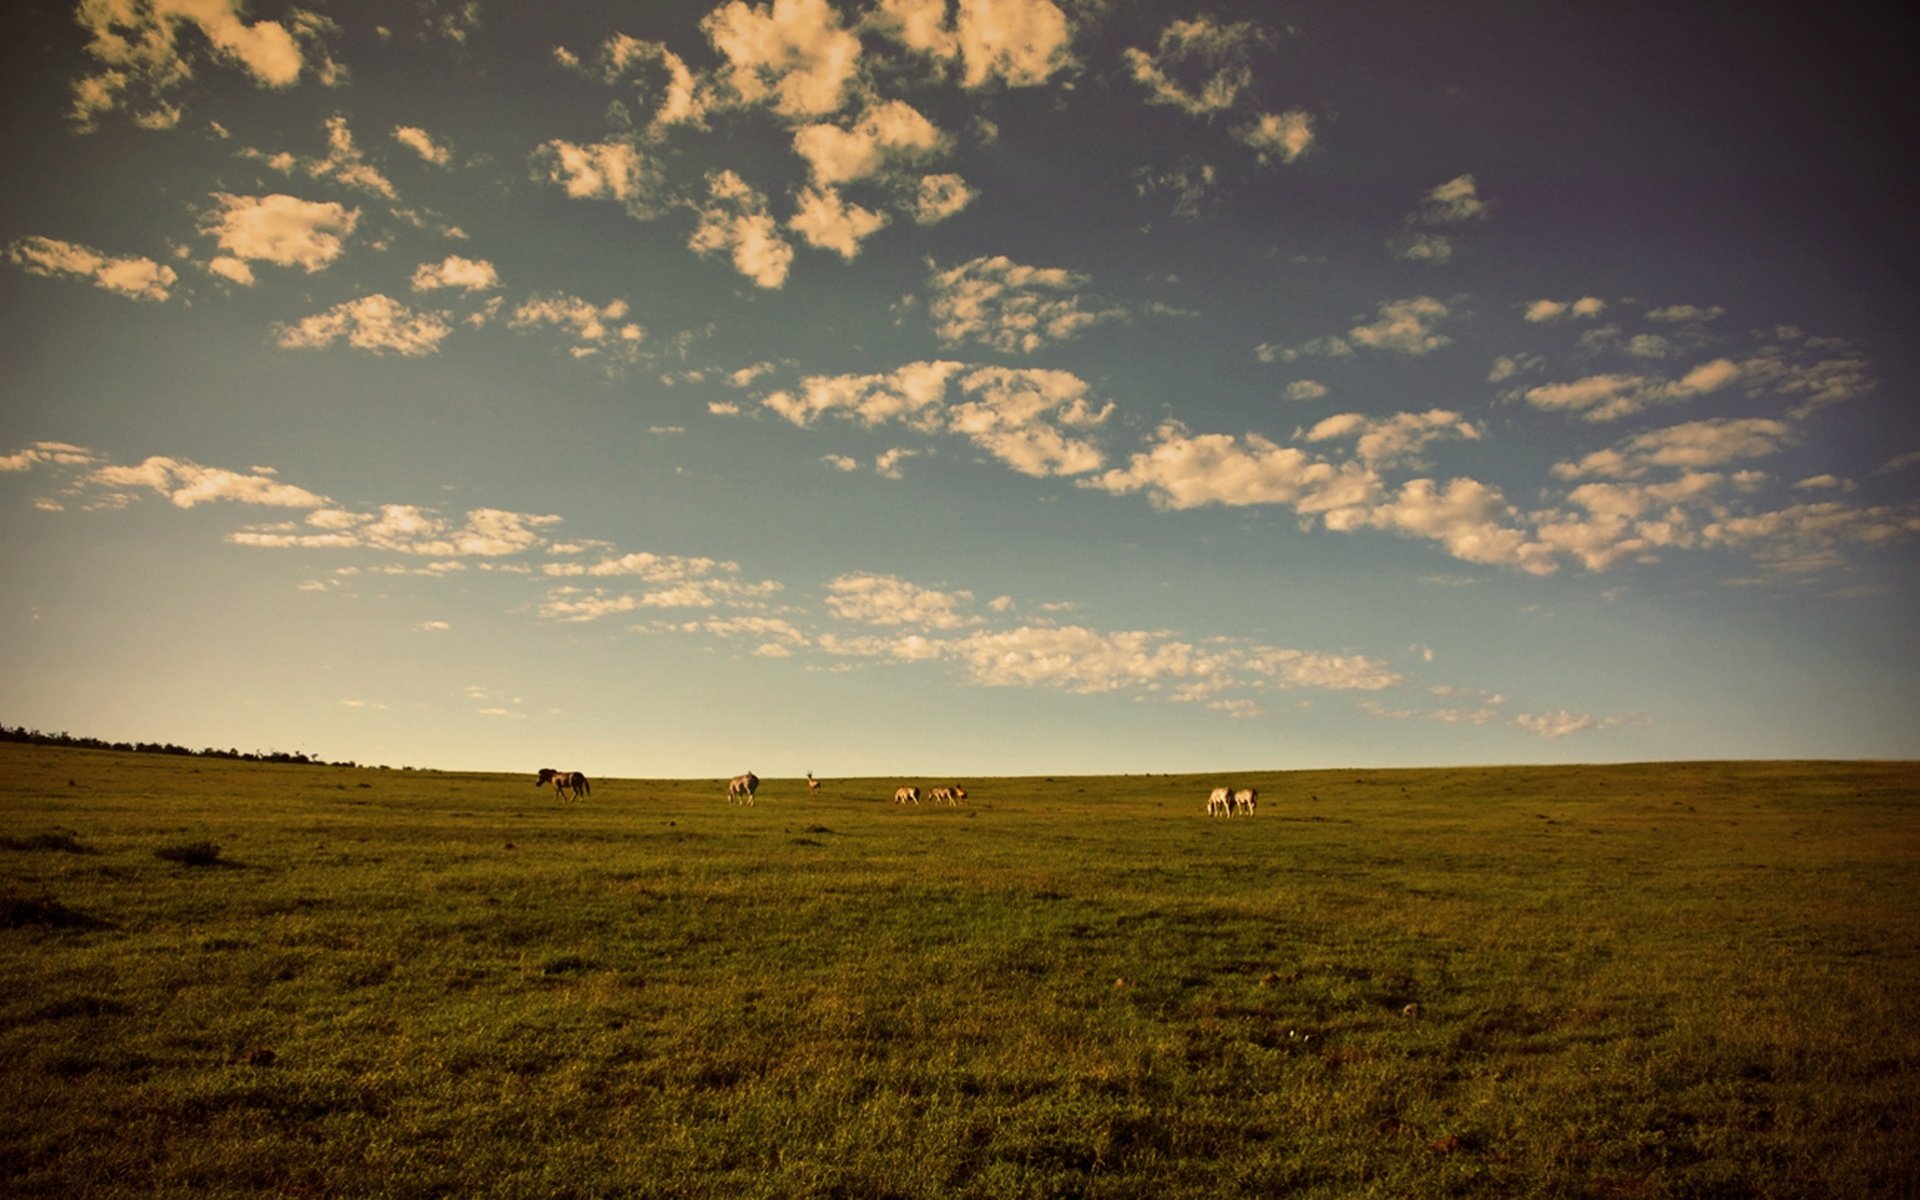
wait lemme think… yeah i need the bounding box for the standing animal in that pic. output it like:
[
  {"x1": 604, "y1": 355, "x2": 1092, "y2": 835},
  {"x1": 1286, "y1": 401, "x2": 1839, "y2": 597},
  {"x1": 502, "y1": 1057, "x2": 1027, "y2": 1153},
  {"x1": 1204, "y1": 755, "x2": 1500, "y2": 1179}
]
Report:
[
  {"x1": 536, "y1": 768, "x2": 590, "y2": 802},
  {"x1": 1233, "y1": 787, "x2": 1259, "y2": 816},
  {"x1": 1207, "y1": 786, "x2": 1233, "y2": 817},
  {"x1": 728, "y1": 772, "x2": 759, "y2": 806},
  {"x1": 929, "y1": 785, "x2": 968, "y2": 805},
  {"x1": 894, "y1": 785, "x2": 921, "y2": 805},
  {"x1": 807, "y1": 772, "x2": 821, "y2": 796}
]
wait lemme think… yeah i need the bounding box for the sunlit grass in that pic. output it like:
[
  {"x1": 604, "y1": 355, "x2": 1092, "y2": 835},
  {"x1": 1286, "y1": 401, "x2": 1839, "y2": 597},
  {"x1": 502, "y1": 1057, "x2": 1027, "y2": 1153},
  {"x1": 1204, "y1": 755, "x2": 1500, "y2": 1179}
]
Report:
[{"x1": 3, "y1": 747, "x2": 1916, "y2": 1197}]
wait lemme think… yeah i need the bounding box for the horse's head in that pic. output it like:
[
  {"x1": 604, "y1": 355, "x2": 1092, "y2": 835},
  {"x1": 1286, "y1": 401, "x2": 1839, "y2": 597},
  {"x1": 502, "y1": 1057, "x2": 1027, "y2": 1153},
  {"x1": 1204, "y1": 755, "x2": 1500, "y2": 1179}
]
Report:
[{"x1": 535, "y1": 768, "x2": 555, "y2": 786}]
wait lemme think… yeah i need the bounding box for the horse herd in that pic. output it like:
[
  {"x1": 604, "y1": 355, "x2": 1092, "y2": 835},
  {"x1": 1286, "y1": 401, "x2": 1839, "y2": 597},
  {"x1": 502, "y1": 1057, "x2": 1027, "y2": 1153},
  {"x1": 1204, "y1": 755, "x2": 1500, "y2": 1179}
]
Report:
[{"x1": 537, "y1": 768, "x2": 1258, "y2": 817}]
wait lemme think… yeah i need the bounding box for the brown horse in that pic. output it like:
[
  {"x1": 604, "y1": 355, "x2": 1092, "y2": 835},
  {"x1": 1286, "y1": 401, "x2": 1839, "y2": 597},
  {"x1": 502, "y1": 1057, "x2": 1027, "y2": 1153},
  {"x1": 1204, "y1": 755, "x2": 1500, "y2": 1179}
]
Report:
[{"x1": 536, "y1": 768, "x2": 590, "y2": 801}]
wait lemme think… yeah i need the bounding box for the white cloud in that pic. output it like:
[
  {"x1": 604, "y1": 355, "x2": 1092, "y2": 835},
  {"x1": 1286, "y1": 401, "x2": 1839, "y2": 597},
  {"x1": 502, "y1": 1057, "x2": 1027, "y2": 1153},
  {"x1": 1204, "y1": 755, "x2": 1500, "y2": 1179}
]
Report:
[
  {"x1": 792, "y1": 99, "x2": 945, "y2": 184},
  {"x1": 1303, "y1": 410, "x2": 1482, "y2": 468},
  {"x1": 307, "y1": 115, "x2": 396, "y2": 198},
  {"x1": 873, "y1": 0, "x2": 1075, "y2": 89},
  {"x1": 764, "y1": 360, "x2": 965, "y2": 427},
  {"x1": 1524, "y1": 297, "x2": 1606, "y2": 322},
  {"x1": 827, "y1": 572, "x2": 978, "y2": 629},
  {"x1": 71, "y1": 0, "x2": 320, "y2": 130},
  {"x1": 788, "y1": 186, "x2": 890, "y2": 258},
  {"x1": 562, "y1": 34, "x2": 712, "y2": 128},
  {"x1": 1124, "y1": 16, "x2": 1261, "y2": 116},
  {"x1": 1348, "y1": 296, "x2": 1452, "y2": 355},
  {"x1": 509, "y1": 293, "x2": 644, "y2": 357},
  {"x1": 392, "y1": 125, "x2": 452, "y2": 166},
  {"x1": 1415, "y1": 175, "x2": 1490, "y2": 225},
  {"x1": 89, "y1": 457, "x2": 328, "y2": 510},
  {"x1": 701, "y1": 0, "x2": 861, "y2": 117},
  {"x1": 763, "y1": 361, "x2": 1111, "y2": 478},
  {"x1": 1090, "y1": 421, "x2": 1380, "y2": 518},
  {"x1": 912, "y1": 173, "x2": 976, "y2": 224},
  {"x1": 200, "y1": 193, "x2": 358, "y2": 276},
  {"x1": 411, "y1": 255, "x2": 499, "y2": 293},
  {"x1": 688, "y1": 170, "x2": 793, "y2": 288},
  {"x1": 7, "y1": 235, "x2": 178, "y2": 302},
  {"x1": 927, "y1": 255, "x2": 1127, "y2": 353},
  {"x1": 875, "y1": 447, "x2": 919, "y2": 478},
  {"x1": 533, "y1": 139, "x2": 666, "y2": 217},
  {"x1": 1553, "y1": 419, "x2": 1794, "y2": 479},
  {"x1": 1522, "y1": 358, "x2": 1742, "y2": 422},
  {"x1": 276, "y1": 294, "x2": 454, "y2": 357},
  {"x1": 1284, "y1": 380, "x2": 1328, "y2": 402},
  {"x1": 1234, "y1": 110, "x2": 1315, "y2": 165}
]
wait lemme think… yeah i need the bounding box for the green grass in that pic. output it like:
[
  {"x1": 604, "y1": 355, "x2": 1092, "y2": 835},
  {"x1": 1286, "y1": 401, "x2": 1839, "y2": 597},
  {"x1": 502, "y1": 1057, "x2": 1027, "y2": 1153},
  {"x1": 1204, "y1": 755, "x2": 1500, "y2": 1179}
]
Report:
[{"x1": 2, "y1": 746, "x2": 1916, "y2": 1197}]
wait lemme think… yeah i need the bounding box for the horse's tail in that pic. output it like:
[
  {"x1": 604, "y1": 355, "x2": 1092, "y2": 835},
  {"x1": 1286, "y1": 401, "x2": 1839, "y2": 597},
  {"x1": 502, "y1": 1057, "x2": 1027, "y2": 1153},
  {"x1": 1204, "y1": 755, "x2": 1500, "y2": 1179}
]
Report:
[{"x1": 578, "y1": 774, "x2": 591, "y2": 796}]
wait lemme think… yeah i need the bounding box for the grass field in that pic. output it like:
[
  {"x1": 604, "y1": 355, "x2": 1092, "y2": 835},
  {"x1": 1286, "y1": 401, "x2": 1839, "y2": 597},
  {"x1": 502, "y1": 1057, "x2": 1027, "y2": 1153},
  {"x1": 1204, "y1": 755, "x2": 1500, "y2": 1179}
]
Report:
[{"x1": 3, "y1": 745, "x2": 1917, "y2": 1198}]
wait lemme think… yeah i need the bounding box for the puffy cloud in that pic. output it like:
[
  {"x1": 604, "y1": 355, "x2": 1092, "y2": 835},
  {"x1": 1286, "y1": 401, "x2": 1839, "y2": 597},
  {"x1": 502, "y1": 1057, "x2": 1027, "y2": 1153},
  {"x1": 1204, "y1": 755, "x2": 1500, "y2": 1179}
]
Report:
[
  {"x1": 1089, "y1": 422, "x2": 1380, "y2": 518},
  {"x1": 946, "y1": 367, "x2": 1112, "y2": 477},
  {"x1": 1389, "y1": 232, "x2": 1454, "y2": 264},
  {"x1": 7, "y1": 235, "x2": 177, "y2": 302},
  {"x1": 307, "y1": 115, "x2": 396, "y2": 198},
  {"x1": 542, "y1": 550, "x2": 734, "y2": 582},
  {"x1": 1234, "y1": 110, "x2": 1315, "y2": 165},
  {"x1": 764, "y1": 360, "x2": 964, "y2": 427},
  {"x1": 912, "y1": 173, "x2": 976, "y2": 224},
  {"x1": 200, "y1": 193, "x2": 358, "y2": 276},
  {"x1": 532, "y1": 139, "x2": 666, "y2": 217},
  {"x1": 562, "y1": 34, "x2": 712, "y2": 127},
  {"x1": 393, "y1": 125, "x2": 452, "y2": 166},
  {"x1": 276, "y1": 294, "x2": 454, "y2": 356},
  {"x1": 1303, "y1": 410, "x2": 1482, "y2": 468},
  {"x1": 763, "y1": 361, "x2": 1110, "y2": 478},
  {"x1": 1701, "y1": 502, "x2": 1920, "y2": 575},
  {"x1": 1552, "y1": 418, "x2": 1794, "y2": 479},
  {"x1": 89, "y1": 457, "x2": 329, "y2": 509},
  {"x1": 1364, "y1": 477, "x2": 1556, "y2": 574},
  {"x1": 70, "y1": 0, "x2": 321, "y2": 130},
  {"x1": 411, "y1": 255, "x2": 499, "y2": 293},
  {"x1": 788, "y1": 186, "x2": 889, "y2": 258},
  {"x1": 238, "y1": 504, "x2": 563, "y2": 557},
  {"x1": 688, "y1": 170, "x2": 793, "y2": 288},
  {"x1": 1348, "y1": 296, "x2": 1452, "y2": 355},
  {"x1": 1522, "y1": 358, "x2": 1742, "y2": 422},
  {"x1": 826, "y1": 572, "x2": 978, "y2": 629},
  {"x1": 0, "y1": 442, "x2": 98, "y2": 473},
  {"x1": 792, "y1": 99, "x2": 945, "y2": 184},
  {"x1": 1124, "y1": 16, "x2": 1261, "y2": 116},
  {"x1": 701, "y1": 0, "x2": 861, "y2": 117},
  {"x1": 509, "y1": 293, "x2": 645, "y2": 358},
  {"x1": 1415, "y1": 174, "x2": 1490, "y2": 225},
  {"x1": 870, "y1": 0, "x2": 1075, "y2": 88},
  {"x1": 927, "y1": 255, "x2": 1127, "y2": 353},
  {"x1": 1524, "y1": 296, "x2": 1606, "y2": 322}
]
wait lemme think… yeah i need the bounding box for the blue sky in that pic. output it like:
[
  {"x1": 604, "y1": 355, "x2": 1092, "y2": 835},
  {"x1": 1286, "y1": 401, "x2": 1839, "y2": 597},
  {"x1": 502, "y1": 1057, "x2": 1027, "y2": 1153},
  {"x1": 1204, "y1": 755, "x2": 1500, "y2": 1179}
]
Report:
[{"x1": 3, "y1": 0, "x2": 1915, "y2": 778}]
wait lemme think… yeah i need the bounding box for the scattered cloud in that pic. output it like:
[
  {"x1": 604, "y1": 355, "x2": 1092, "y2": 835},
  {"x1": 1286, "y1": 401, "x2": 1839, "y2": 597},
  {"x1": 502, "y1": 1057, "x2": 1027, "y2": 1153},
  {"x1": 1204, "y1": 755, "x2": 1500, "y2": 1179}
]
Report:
[
  {"x1": 7, "y1": 235, "x2": 177, "y2": 301},
  {"x1": 200, "y1": 193, "x2": 358, "y2": 282},
  {"x1": 927, "y1": 255, "x2": 1127, "y2": 353},
  {"x1": 689, "y1": 170, "x2": 793, "y2": 288},
  {"x1": 277, "y1": 294, "x2": 454, "y2": 356}
]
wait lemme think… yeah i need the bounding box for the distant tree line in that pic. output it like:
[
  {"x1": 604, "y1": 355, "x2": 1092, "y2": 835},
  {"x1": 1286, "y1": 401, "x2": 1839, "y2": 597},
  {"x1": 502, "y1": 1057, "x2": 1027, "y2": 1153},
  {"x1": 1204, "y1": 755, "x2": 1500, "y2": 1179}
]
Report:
[{"x1": 0, "y1": 723, "x2": 380, "y2": 769}]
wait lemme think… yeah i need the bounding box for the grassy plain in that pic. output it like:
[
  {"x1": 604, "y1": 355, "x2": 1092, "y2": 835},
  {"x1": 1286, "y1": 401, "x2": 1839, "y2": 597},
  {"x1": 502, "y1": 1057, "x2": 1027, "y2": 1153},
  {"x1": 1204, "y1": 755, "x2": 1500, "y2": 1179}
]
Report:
[{"x1": 2, "y1": 745, "x2": 1916, "y2": 1198}]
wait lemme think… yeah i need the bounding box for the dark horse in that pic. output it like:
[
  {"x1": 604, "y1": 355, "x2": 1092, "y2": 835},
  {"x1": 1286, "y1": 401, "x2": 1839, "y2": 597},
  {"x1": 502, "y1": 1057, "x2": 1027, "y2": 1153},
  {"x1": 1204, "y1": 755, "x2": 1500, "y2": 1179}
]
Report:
[{"x1": 536, "y1": 768, "x2": 590, "y2": 801}]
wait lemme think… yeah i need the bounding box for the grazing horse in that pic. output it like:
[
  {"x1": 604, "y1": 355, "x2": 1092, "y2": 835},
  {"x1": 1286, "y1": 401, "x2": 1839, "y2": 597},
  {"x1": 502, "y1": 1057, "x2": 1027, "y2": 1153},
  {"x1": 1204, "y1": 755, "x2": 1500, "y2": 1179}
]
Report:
[
  {"x1": 728, "y1": 772, "x2": 759, "y2": 806},
  {"x1": 536, "y1": 768, "x2": 590, "y2": 802},
  {"x1": 807, "y1": 772, "x2": 821, "y2": 796},
  {"x1": 894, "y1": 785, "x2": 920, "y2": 805},
  {"x1": 930, "y1": 786, "x2": 968, "y2": 805},
  {"x1": 1208, "y1": 786, "x2": 1234, "y2": 817},
  {"x1": 1233, "y1": 787, "x2": 1259, "y2": 816}
]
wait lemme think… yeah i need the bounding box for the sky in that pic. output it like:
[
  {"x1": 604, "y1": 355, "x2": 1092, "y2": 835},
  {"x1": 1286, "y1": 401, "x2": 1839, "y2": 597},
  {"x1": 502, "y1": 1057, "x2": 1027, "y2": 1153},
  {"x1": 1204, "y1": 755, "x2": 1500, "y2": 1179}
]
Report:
[{"x1": 2, "y1": 0, "x2": 1916, "y2": 779}]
